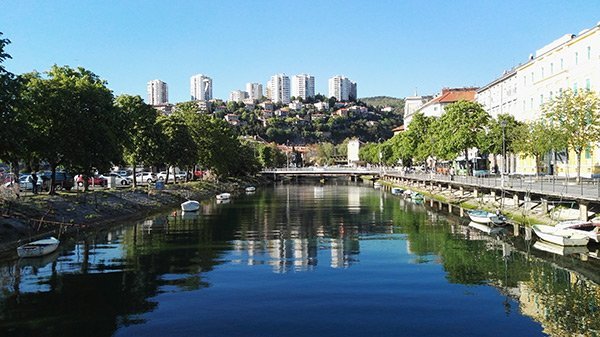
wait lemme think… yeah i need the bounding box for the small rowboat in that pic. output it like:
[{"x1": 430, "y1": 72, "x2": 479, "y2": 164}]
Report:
[
  {"x1": 245, "y1": 186, "x2": 256, "y2": 193},
  {"x1": 532, "y1": 224, "x2": 589, "y2": 246},
  {"x1": 467, "y1": 210, "x2": 506, "y2": 225},
  {"x1": 391, "y1": 187, "x2": 403, "y2": 195},
  {"x1": 17, "y1": 237, "x2": 60, "y2": 258},
  {"x1": 216, "y1": 193, "x2": 231, "y2": 200},
  {"x1": 181, "y1": 200, "x2": 200, "y2": 212}
]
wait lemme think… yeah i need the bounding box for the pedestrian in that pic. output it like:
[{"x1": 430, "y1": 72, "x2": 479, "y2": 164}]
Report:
[
  {"x1": 449, "y1": 167, "x2": 455, "y2": 181},
  {"x1": 30, "y1": 172, "x2": 38, "y2": 194}
]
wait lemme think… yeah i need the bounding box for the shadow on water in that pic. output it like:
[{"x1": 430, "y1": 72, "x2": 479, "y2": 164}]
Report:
[{"x1": 0, "y1": 179, "x2": 598, "y2": 336}]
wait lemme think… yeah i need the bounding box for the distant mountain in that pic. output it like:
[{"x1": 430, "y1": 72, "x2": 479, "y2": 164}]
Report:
[{"x1": 359, "y1": 96, "x2": 404, "y2": 109}]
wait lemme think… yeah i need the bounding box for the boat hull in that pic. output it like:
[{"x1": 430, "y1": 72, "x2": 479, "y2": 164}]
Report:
[
  {"x1": 216, "y1": 193, "x2": 231, "y2": 200},
  {"x1": 532, "y1": 224, "x2": 589, "y2": 246},
  {"x1": 17, "y1": 237, "x2": 60, "y2": 258},
  {"x1": 181, "y1": 200, "x2": 200, "y2": 212},
  {"x1": 467, "y1": 211, "x2": 493, "y2": 224}
]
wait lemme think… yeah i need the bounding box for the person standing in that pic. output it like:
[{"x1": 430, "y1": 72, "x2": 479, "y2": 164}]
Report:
[{"x1": 30, "y1": 172, "x2": 38, "y2": 194}]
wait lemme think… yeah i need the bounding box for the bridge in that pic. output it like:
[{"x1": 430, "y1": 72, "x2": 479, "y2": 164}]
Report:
[{"x1": 260, "y1": 167, "x2": 387, "y2": 178}]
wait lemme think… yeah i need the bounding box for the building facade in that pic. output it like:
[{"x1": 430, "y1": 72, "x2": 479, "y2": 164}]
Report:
[
  {"x1": 190, "y1": 74, "x2": 213, "y2": 101},
  {"x1": 246, "y1": 82, "x2": 263, "y2": 100},
  {"x1": 147, "y1": 79, "x2": 168, "y2": 105},
  {"x1": 292, "y1": 74, "x2": 315, "y2": 100},
  {"x1": 328, "y1": 75, "x2": 357, "y2": 102},
  {"x1": 403, "y1": 94, "x2": 433, "y2": 129},
  {"x1": 229, "y1": 90, "x2": 248, "y2": 103},
  {"x1": 268, "y1": 74, "x2": 291, "y2": 104}
]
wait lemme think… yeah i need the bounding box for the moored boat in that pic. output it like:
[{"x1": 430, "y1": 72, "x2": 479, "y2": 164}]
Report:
[
  {"x1": 411, "y1": 192, "x2": 424, "y2": 200},
  {"x1": 373, "y1": 181, "x2": 382, "y2": 189},
  {"x1": 532, "y1": 224, "x2": 589, "y2": 246},
  {"x1": 468, "y1": 221, "x2": 504, "y2": 235},
  {"x1": 216, "y1": 193, "x2": 231, "y2": 200},
  {"x1": 555, "y1": 220, "x2": 600, "y2": 242},
  {"x1": 467, "y1": 210, "x2": 493, "y2": 224},
  {"x1": 533, "y1": 240, "x2": 589, "y2": 256},
  {"x1": 391, "y1": 187, "x2": 403, "y2": 195},
  {"x1": 17, "y1": 237, "x2": 60, "y2": 258},
  {"x1": 245, "y1": 186, "x2": 256, "y2": 192},
  {"x1": 181, "y1": 200, "x2": 200, "y2": 212}
]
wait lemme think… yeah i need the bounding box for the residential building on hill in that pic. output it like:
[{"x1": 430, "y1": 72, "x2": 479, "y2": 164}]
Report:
[
  {"x1": 267, "y1": 74, "x2": 291, "y2": 104},
  {"x1": 147, "y1": 79, "x2": 168, "y2": 105},
  {"x1": 229, "y1": 90, "x2": 248, "y2": 103},
  {"x1": 328, "y1": 75, "x2": 357, "y2": 101},
  {"x1": 246, "y1": 82, "x2": 263, "y2": 100},
  {"x1": 190, "y1": 74, "x2": 212, "y2": 101},
  {"x1": 292, "y1": 74, "x2": 315, "y2": 100}
]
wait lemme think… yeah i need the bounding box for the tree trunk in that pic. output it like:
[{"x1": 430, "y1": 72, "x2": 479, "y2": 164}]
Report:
[
  {"x1": 49, "y1": 163, "x2": 57, "y2": 195},
  {"x1": 464, "y1": 148, "x2": 470, "y2": 176},
  {"x1": 576, "y1": 150, "x2": 582, "y2": 184}
]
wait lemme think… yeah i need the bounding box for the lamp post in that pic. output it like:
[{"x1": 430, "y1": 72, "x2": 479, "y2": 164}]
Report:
[{"x1": 501, "y1": 120, "x2": 507, "y2": 184}]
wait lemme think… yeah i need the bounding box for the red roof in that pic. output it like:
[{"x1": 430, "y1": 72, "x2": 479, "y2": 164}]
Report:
[{"x1": 430, "y1": 88, "x2": 477, "y2": 104}]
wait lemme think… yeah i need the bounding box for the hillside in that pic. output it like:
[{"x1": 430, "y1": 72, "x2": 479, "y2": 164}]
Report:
[{"x1": 359, "y1": 96, "x2": 405, "y2": 108}]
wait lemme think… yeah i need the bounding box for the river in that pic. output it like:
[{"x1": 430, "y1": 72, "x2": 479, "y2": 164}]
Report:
[{"x1": 0, "y1": 181, "x2": 599, "y2": 336}]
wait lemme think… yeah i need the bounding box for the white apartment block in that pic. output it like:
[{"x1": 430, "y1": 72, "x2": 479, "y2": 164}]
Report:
[
  {"x1": 229, "y1": 90, "x2": 248, "y2": 103},
  {"x1": 147, "y1": 79, "x2": 168, "y2": 105},
  {"x1": 246, "y1": 82, "x2": 263, "y2": 100},
  {"x1": 268, "y1": 74, "x2": 291, "y2": 104},
  {"x1": 328, "y1": 75, "x2": 357, "y2": 101},
  {"x1": 190, "y1": 74, "x2": 213, "y2": 101},
  {"x1": 476, "y1": 70, "x2": 518, "y2": 119},
  {"x1": 403, "y1": 94, "x2": 433, "y2": 128},
  {"x1": 292, "y1": 74, "x2": 315, "y2": 100}
]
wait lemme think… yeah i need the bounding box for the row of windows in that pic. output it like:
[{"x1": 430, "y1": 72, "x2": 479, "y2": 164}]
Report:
[
  {"x1": 524, "y1": 79, "x2": 591, "y2": 110},
  {"x1": 524, "y1": 46, "x2": 592, "y2": 86}
]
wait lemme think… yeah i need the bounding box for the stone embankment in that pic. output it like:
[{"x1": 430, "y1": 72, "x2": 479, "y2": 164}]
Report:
[{"x1": 0, "y1": 177, "x2": 263, "y2": 252}]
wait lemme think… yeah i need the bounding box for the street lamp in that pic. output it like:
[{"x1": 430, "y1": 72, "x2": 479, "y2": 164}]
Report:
[{"x1": 500, "y1": 120, "x2": 507, "y2": 183}]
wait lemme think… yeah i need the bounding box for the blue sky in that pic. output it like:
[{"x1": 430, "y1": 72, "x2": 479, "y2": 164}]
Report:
[{"x1": 1, "y1": 1, "x2": 599, "y2": 103}]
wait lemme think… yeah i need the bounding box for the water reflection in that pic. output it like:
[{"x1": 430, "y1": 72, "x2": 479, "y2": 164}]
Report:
[{"x1": 0, "y1": 183, "x2": 598, "y2": 336}]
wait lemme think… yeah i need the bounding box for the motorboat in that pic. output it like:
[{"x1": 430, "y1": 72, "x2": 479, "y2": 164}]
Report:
[
  {"x1": 216, "y1": 193, "x2": 231, "y2": 200},
  {"x1": 555, "y1": 220, "x2": 600, "y2": 242},
  {"x1": 467, "y1": 210, "x2": 506, "y2": 225},
  {"x1": 411, "y1": 192, "x2": 424, "y2": 200},
  {"x1": 532, "y1": 224, "x2": 589, "y2": 246},
  {"x1": 245, "y1": 186, "x2": 256, "y2": 193},
  {"x1": 391, "y1": 187, "x2": 403, "y2": 195},
  {"x1": 373, "y1": 181, "x2": 382, "y2": 189},
  {"x1": 468, "y1": 221, "x2": 504, "y2": 235},
  {"x1": 181, "y1": 200, "x2": 200, "y2": 212},
  {"x1": 402, "y1": 190, "x2": 413, "y2": 197},
  {"x1": 17, "y1": 237, "x2": 60, "y2": 258},
  {"x1": 533, "y1": 240, "x2": 589, "y2": 256}
]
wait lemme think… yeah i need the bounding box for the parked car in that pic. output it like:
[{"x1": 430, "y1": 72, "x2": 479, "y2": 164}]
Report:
[
  {"x1": 157, "y1": 171, "x2": 188, "y2": 182},
  {"x1": 3, "y1": 174, "x2": 43, "y2": 191},
  {"x1": 75, "y1": 174, "x2": 107, "y2": 187},
  {"x1": 100, "y1": 172, "x2": 132, "y2": 186},
  {"x1": 128, "y1": 172, "x2": 157, "y2": 184},
  {"x1": 39, "y1": 171, "x2": 74, "y2": 191}
]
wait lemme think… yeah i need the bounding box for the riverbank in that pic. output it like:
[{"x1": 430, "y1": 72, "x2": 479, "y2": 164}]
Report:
[
  {"x1": 374, "y1": 177, "x2": 589, "y2": 226},
  {"x1": 0, "y1": 176, "x2": 264, "y2": 252}
]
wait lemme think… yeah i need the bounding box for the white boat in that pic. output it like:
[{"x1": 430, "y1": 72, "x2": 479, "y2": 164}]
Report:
[
  {"x1": 391, "y1": 187, "x2": 403, "y2": 195},
  {"x1": 411, "y1": 192, "x2": 424, "y2": 200},
  {"x1": 533, "y1": 240, "x2": 589, "y2": 256},
  {"x1": 468, "y1": 221, "x2": 504, "y2": 235},
  {"x1": 181, "y1": 200, "x2": 200, "y2": 212},
  {"x1": 532, "y1": 224, "x2": 589, "y2": 246},
  {"x1": 555, "y1": 220, "x2": 600, "y2": 242},
  {"x1": 467, "y1": 210, "x2": 507, "y2": 225},
  {"x1": 216, "y1": 193, "x2": 231, "y2": 200},
  {"x1": 402, "y1": 190, "x2": 413, "y2": 197},
  {"x1": 373, "y1": 182, "x2": 382, "y2": 189},
  {"x1": 17, "y1": 237, "x2": 60, "y2": 258},
  {"x1": 467, "y1": 210, "x2": 493, "y2": 224},
  {"x1": 245, "y1": 186, "x2": 256, "y2": 192}
]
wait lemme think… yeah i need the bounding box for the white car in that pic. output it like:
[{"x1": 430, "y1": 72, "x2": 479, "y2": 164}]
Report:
[
  {"x1": 128, "y1": 172, "x2": 157, "y2": 184},
  {"x1": 157, "y1": 171, "x2": 188, "y2": 182},
  {"x1": 100, "y1": 172, "x2": 132, "y2": 186},
  {"x1": 3, "y1": 175, "x2": 43, "y2": 191}
]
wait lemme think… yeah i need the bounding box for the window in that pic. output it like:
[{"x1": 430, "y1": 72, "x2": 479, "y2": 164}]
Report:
[
  {"x1": 550, "y1": 63, "x2": 554, "y2": 74},
  {"x1": 530, "y1": 97, "x2": 534, "y2": 109},
  {"x1": 550, "y1": 91, "x2": 553, "y2": 98},
  {"x1": 540, "y1": 94, "x2": 544, "y2": 104},
  {"x1": 541, "y1": 67, "x2": 544, "y2": 78},
  {"x1": 585, "y1": 147, "x2": 591, "y2": 159},
  {"x1": 588, "y1": 46, "x2": 591, "y2": 60},
  {"x1": 560, "y1": 58, "x2": 564, "y2": 69},
  {"x1": 573, "y1": 83, "x2": 578, "y2": 94},
  {"x1": 586, "y1": 79, "x2": 591, "y2": 90},
  {"x1": 531, "y1": 72, "x2": 534, "y2": 83},
  {"x1": 575, "y1": 52, "x2": 579, "y2": 65}
]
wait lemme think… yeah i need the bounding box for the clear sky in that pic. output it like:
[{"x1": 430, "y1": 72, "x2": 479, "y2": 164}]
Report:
[{"x1": 1, "y1": 1, "x2": 599, "y2": 103}]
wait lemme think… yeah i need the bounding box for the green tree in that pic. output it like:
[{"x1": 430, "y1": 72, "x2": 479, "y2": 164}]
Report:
[
  {"x1": 21, "y1": 66, "x2": 121, "y2": 193},
  {"x1": 435, "y1": 101, "x2": 490, "y2": 175},
  {"x1": 543, "y1": 89, "x2": 600, "y2": 182},
  {"x1": 115, "y1": 94, "x2": 162, "y2": 188},
  {"x1": 513, "y1": 120, "x2": 564, "y2": 175},
  {"x1": 157, "y1": 114, "x2": 197, "y2": 182},
  {"x1": 0, "y1": 33, "x2": 27, "y2": 176}
]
